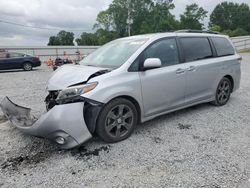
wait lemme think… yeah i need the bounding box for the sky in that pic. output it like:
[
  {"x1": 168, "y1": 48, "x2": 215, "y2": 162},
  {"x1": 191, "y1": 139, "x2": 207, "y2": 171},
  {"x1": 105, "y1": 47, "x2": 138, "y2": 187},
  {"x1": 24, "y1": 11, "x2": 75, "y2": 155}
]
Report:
[{"x1": 0, "y1": 0, "x2": 249, "y2": 46}]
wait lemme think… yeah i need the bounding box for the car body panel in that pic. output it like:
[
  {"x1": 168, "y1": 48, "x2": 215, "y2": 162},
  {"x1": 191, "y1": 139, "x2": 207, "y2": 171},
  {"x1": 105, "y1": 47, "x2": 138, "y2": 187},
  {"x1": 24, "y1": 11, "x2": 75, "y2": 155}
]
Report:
[
  {"x1": 0, "y1": 97, "x2": 92, "y2": 149},
  {"x1": 139, "y1": 64, "x2": 186, "y2": 117},
  {"x1": 47, "y1": 64, "x2": 108, "y2": 91},
  {"x1": 0, "y1": 57, "x2": 9, "y2": 69},
  {"x1": 184, "y1": 58, "x2": 223, "y2": 104},
  {"x1": 83, "y1": 70, "x2": 145, "y2": 116}
]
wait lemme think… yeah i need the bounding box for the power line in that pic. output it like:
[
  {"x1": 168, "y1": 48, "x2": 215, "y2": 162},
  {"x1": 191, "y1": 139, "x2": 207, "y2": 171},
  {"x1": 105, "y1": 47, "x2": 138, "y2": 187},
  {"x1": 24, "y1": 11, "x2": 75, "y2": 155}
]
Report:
[
  {"x1": 0, "y1": 9, "x2": 249, "y2": 32},
  {"x1": 0, "y1": 19, "x2": 93, "y2": 32}
]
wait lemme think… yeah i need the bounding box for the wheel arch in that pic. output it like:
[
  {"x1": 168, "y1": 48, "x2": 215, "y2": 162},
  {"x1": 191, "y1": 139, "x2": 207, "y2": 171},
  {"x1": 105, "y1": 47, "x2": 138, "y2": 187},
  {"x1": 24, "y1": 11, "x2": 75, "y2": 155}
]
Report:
[
  {"x1": 23, "y1": 61, "x2": 33, "y2": 65},
  {"x1": 224, "y1": 75, "x2": 234, "y2": 92},
  {"x1": 84, "y1": 95, "x2": 142, "y2": 135},
  {"x1": 106, "y1": 95, "x2": 142, "y2": 124}
]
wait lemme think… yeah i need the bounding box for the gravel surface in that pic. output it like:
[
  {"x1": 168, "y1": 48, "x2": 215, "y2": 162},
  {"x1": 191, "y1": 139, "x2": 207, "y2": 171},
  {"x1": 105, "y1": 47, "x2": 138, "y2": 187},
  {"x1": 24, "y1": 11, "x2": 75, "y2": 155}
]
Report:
[{"x1": 0, "y1": 55, "x2": 250, "y2": 188}]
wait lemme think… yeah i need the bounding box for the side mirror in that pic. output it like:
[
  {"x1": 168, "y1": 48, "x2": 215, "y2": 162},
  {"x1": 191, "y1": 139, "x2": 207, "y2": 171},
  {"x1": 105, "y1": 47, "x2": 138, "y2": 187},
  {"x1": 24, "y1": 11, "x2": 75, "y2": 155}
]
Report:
[{"x1": 143, "y1": 58, "x2": 162, "y2": 71}]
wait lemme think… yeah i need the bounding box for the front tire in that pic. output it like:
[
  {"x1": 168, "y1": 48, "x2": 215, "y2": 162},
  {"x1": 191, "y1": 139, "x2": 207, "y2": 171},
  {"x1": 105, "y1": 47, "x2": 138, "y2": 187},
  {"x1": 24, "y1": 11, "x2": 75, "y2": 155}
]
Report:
[
  {"x1": 23, "y1": 62, "x2": 33, "y2": 71},
  {"x1": 212, "y1": 77, "x2": 232, "y2": 106},
  {"x1": 96, "y1": 98, "x2": 138, "y2": 143}
]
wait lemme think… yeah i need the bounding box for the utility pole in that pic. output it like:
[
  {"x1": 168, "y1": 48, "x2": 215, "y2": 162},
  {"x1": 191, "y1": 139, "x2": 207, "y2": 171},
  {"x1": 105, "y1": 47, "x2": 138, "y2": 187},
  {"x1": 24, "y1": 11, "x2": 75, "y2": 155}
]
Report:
[{"x1": 126, "y1": 0, "x2": 133, "y2": 36}]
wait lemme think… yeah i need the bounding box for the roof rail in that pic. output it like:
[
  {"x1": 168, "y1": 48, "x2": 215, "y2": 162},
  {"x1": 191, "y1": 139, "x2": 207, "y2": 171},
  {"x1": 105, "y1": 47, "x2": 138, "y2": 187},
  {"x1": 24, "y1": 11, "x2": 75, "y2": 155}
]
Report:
[{"x1": 175, "y1": 29, "x2": 220, "y2": 34}]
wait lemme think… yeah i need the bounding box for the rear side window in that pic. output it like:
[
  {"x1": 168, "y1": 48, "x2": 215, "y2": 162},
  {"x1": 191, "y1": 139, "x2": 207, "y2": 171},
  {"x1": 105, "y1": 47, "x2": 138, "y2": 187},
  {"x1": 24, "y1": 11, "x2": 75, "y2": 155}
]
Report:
[
  {"x1": 211, "y1": 37, "x2": 235, "y2": 57},
  {"x1": 180, "y1": 37, "x2": 213, "y2": 62},
  {"x1": 8, "y1": 53, "x2": 24, "y2": 58}
]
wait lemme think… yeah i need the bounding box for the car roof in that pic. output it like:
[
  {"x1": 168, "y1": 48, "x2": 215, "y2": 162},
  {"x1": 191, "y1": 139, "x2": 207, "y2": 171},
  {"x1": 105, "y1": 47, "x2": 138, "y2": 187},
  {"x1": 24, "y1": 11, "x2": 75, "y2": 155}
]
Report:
[{"x1": 118, "y1": 32, "x2": 228, "y2": 41}]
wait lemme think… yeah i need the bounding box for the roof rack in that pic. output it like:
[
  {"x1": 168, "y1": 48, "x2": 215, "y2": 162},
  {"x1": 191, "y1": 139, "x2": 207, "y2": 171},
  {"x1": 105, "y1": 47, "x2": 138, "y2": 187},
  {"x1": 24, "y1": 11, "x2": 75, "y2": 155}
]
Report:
[{"x1": 175, "y1": 29, "x2": 220, "y2": 34}]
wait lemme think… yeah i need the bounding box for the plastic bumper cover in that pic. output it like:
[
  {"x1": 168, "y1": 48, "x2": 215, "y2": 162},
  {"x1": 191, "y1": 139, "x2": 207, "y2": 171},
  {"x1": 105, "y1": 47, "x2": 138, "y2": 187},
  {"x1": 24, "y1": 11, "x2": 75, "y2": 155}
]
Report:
[{"x1": 0, "y1": 97, "x2": 92, "y2": 149}]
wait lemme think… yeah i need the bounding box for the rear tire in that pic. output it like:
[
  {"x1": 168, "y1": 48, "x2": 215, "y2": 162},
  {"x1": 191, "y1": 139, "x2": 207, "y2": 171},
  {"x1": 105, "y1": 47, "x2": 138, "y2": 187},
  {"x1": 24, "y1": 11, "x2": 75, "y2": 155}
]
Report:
[
  {"x1": 212, "y1": 77, "x2": 232, "y2": 106},
  {"x1": 96, "y1": 98, "x2": 138, "y2": 143},
  {"x1": 23, "y1": 62, "x2": 33, "y2": 71}
]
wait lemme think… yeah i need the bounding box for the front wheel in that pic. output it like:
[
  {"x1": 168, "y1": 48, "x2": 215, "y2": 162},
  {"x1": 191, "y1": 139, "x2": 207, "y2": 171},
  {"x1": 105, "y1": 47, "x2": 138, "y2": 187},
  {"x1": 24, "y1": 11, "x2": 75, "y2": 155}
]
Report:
[
  {"x1": 96, "y1": 98, "x2": 138, "y2": 143},
  {"x1": 23, "y1": 62, "x2": 33, "y2": 71},
  {"x1": 212, "y1": 77, "x2": 232, "y2": 106}
]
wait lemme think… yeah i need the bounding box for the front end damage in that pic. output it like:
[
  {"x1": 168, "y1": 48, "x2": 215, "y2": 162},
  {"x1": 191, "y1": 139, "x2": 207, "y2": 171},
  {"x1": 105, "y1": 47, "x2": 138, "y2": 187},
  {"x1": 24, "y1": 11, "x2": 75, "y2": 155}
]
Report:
[{"x1": 0, "y1": 97, "x2": 103, "y2": 149}]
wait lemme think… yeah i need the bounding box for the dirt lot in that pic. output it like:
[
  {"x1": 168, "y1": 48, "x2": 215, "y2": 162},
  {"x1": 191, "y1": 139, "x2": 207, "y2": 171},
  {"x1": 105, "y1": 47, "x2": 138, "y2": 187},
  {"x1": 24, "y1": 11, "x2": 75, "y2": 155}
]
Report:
[{"x1": 0, "y1": 54, "x2": 250, "y2": 188}]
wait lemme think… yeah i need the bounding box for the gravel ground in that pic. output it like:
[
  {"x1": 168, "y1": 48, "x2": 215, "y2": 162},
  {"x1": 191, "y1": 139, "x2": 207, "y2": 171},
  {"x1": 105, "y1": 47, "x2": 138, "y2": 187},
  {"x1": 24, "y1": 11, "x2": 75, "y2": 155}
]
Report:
[{"x1": 0, "y1": 54, "x2": 250, "y2": 188}]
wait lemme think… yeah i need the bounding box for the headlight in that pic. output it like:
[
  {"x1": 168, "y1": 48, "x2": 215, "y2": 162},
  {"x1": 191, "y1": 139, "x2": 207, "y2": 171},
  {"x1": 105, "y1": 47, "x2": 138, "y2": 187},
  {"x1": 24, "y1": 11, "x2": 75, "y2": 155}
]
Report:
[{"x1": 57, "y1": 82, "x2": 98, "y2": 100}]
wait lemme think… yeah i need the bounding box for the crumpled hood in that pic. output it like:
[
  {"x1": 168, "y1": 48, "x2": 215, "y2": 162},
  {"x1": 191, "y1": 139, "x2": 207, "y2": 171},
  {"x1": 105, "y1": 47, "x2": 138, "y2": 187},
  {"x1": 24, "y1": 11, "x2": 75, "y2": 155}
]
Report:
[{"x1": 47, "y1": 64, "x2": 107, "y2": 91}]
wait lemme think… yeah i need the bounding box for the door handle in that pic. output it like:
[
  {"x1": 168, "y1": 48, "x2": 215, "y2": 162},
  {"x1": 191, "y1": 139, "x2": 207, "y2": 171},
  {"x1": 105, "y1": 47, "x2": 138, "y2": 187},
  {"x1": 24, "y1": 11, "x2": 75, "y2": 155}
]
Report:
[
  {"x1": 187, "y1": 66, "x2": 196, "y2": 72},
  {"x1": 176, "y1": 68, "x2": 185, "y2": 74}
]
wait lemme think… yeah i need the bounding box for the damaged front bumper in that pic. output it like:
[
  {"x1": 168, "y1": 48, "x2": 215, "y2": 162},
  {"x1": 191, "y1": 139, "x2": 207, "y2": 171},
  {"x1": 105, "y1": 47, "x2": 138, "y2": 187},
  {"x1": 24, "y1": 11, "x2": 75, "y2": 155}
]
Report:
[{"x1": 0, "y1": 97, "x2": 102, "y2": 149}]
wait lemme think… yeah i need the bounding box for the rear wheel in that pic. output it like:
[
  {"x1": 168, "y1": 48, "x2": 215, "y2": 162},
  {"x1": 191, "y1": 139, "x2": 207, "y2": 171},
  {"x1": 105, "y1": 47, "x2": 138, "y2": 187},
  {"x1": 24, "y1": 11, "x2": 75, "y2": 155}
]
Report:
[
  {"x1": 23, "y1": 62, "x2": 33, "y2": 71},
  {"x1": 212, "y1": 77, "x2": 232, "y2": 106},
  {"x1": 96, "y1": 98, "x2": 137, "y2": 143}
]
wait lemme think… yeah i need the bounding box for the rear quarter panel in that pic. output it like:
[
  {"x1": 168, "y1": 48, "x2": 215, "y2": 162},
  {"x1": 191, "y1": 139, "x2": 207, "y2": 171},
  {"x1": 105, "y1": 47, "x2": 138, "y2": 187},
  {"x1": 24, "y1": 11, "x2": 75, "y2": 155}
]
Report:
[{"x1": 211, "y1": 55, "x2": 241, "y2": 94}]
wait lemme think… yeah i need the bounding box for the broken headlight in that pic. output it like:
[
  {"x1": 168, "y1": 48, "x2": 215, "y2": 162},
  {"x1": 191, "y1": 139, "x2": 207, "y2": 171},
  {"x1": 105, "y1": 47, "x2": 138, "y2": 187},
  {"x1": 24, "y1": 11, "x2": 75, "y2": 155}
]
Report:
[{"x1": 57, "y1": 82, "x2": 98, "y2": 101}]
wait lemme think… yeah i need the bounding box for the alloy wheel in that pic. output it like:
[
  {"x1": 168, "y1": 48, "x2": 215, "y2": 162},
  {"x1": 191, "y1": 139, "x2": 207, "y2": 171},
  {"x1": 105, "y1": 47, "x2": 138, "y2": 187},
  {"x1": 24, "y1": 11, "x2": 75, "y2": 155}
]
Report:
[
  {"x1": 24, "y1": 63, "x2": 32, "y2": 71},
  {"x1": 217, "y1": 80, "x2": 231, "y2": 104},
  {"x1": 105, "y1": 104, "x2": 134, "y2": 138}
]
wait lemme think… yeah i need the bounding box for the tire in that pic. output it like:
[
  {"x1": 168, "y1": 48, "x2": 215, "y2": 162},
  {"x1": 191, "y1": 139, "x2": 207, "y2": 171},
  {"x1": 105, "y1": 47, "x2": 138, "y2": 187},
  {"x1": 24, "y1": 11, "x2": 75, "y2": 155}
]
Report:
[
  {"x1": 23, "y1": 62, "x2": 33, "y2": 71},
  {"x1": 212, "y1": 77, "x2": 232, "y2": 106},
  {"x1": 96, "y1": 98, "x2": 138, "y2": 143}
]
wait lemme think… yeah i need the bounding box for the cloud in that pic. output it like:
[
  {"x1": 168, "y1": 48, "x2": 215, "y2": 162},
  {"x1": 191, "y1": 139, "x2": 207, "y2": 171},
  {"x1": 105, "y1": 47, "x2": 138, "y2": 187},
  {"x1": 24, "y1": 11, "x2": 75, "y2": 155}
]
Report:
[
  {"x1": 0, "y1": 0, "x2": 250, "y2": 45},
  {"x1": 0, "y1": 0, "x2": 112, "y2": 45}
]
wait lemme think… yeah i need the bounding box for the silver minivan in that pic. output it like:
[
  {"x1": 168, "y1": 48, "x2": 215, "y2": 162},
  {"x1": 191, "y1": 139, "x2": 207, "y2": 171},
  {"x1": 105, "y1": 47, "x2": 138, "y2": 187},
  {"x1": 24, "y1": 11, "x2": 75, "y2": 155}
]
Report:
[{"x1": 1, "y1": 31, "x2": 241, "y2": 149}]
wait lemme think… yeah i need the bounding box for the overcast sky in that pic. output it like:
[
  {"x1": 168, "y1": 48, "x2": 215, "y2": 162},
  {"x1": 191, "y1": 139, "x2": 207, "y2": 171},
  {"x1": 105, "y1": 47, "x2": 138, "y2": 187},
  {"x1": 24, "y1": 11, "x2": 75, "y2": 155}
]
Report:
[{"x1": 0, "y1": 0, "x2": 249, "y2": 46}]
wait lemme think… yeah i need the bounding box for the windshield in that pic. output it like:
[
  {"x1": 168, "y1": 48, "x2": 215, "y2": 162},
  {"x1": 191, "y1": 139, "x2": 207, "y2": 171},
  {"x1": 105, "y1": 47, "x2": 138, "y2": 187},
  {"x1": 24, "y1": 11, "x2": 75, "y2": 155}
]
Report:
[{"x1": 80, "y1": 38, "x2": 148, "y2": 68}]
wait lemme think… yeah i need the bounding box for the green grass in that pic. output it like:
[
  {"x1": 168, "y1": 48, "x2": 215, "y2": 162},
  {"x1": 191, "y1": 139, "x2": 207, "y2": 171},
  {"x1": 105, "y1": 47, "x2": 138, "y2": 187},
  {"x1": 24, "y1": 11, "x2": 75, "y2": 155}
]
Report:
[{"x1": 239, "y1": 49, "x2": 250, "y2": 53}]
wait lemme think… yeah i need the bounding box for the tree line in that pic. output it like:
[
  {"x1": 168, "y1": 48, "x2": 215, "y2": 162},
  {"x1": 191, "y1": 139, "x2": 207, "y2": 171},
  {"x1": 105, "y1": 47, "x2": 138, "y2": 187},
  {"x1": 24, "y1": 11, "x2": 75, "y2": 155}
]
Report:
[{"x1": 48, "y1": 1, "x2": 250, "y2": 46}]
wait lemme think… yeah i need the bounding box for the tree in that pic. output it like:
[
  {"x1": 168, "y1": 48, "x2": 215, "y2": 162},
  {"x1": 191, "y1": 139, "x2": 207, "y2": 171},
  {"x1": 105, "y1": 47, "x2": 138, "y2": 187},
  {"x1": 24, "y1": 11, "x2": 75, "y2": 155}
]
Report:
[
  {"x1": 231, "y1": 28, "x2": 248, "y2": 37},
  {"x1": 180, "y1": 3, "x2": 208, "y2": 30},
  {"x1": 209, "y1": 24, "x2": 221, "y2": 32},
  {"x1": 94, "y1": 10, "x2": 114, "y2": 31},
  {"x1": 48, "y1": 30, "x2": 74, "y2": 46},
  {"x1": 95, "y1": 0, "x2": 177, "y2": 37},
  {"x1": 210, "y1": 2, "x2": 250, "y2": 33},
  {"x1": 48, "y1": 36, "x2": 60, "y2": 46},
  {"x1": 223, "y1": 28, "x2": 248, "y2": 37},
  {"x1": 75, "y1": 32, "x2": 99, "y2": 46},
  {"x1": 57, "y1": 31, "x2": 74, "y2": 46},
  {"x1": 96, "y1": 29, "x2": 119, "y2": 45},
  {"x1": 135, "y1": 1, "x2": 178, "y2": 34}
]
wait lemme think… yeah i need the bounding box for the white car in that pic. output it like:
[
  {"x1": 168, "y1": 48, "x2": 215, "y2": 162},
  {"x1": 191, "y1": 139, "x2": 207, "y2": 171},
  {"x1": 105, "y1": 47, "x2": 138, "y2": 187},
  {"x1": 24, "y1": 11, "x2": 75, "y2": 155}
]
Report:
[{"x1": 1, "y1": 31, "x2": 241, "y2": 149}]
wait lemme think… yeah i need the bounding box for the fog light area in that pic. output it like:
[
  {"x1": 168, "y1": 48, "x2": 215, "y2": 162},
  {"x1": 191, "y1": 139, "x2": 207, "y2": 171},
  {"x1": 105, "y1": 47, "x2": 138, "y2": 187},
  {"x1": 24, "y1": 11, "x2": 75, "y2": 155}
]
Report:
[{"x1": 55, "y1": 137, "x2": 66, "y2": 145}]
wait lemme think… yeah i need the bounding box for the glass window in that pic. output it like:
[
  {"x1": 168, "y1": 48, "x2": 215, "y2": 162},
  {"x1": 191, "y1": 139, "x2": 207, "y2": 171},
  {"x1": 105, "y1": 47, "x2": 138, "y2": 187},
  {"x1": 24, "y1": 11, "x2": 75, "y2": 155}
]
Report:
[
  {"x1": 8, "y1": 53, "x2": 25, "y2": 58},
  {"x1": 180, "y1": 37, "x2": 213, "y2": 62},
  {"x1": 80, "y1": 38, "x2": 148, "y2": 69},
  {"x1": 211, "y1": 37, "x2": 235, "y2": 57},
  {"x1": 142, "y1": 38, "x2": 179, "y2": 67}
]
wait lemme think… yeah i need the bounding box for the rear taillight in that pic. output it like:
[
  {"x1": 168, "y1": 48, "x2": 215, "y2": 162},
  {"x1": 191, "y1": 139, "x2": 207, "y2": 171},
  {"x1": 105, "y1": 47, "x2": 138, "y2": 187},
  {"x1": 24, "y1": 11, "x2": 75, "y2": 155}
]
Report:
[{"x1": 33, "y1": 57, "x2": 40, "y2": 61}]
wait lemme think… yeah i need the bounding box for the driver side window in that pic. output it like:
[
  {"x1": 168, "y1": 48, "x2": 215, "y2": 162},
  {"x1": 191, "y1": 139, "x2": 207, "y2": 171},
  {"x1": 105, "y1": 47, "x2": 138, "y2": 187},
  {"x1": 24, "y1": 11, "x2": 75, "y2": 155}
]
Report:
[
  {"x1": 129, "y1": 38, "x2": 179, "y2": 72},
  {"x1": 142, "y1": 38, "x2": 179, "y2": 67}
]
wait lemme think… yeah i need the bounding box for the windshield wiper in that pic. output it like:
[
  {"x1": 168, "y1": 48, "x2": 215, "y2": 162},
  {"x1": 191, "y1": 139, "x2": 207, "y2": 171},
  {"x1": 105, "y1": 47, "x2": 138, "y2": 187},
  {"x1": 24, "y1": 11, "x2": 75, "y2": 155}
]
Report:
[{"x1": 85, "y1": 64, "x2": 97, "y2": 67}]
